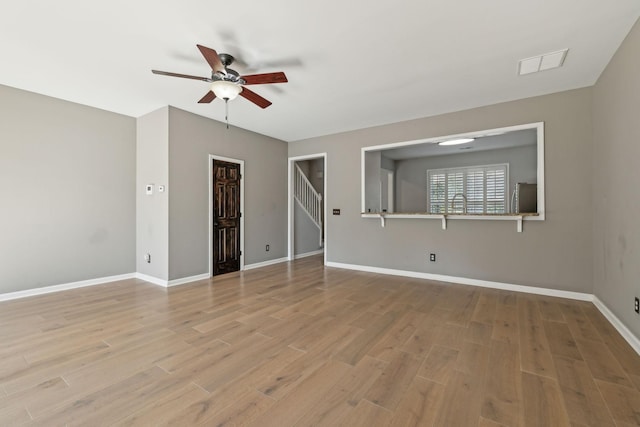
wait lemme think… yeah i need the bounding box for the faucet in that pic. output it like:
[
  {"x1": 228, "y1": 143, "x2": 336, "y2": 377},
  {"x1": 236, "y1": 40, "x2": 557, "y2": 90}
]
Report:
[{"x1": 451, "y1": 193, "x2": 467, "y2": 213}]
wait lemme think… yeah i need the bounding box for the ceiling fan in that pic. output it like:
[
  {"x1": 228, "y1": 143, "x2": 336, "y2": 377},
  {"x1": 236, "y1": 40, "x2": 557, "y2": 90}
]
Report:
[{"x1": 152, "y1": 44, "x2": 288, "y2": 109}]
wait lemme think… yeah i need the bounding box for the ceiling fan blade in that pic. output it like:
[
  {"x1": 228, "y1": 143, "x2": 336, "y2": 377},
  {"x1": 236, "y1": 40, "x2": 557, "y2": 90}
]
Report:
[
  {"x1": 152, "y1": 70, "x2": 211, "y2": 82},
  {"x1": 242, "y1": 72, "x2": 288, "y2": 85},
  {"x1": 198, "y1": 91, "x2": 217, "y2": 103},
  {"x1": 239, "y1": 87, "x2": 272, "y2": 109},
  {"x1": 196, "y1": 44, "x2": 226, "y2": 74}
]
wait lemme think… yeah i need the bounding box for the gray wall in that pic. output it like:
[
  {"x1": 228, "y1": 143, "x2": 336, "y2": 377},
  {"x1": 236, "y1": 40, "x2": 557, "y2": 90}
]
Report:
[
  {"x1": 593, "y1": 18, "x2": 640, "y2": 338},
  {"x1": 381, "y1": 155, "x2": 395, "y2": 171},
  {"x1": 394, "y1": 145, "x2": 537, "y2": 212},
  {"x1": 136, "y1": 106, "x2": 288, "y2": 281},
  {"x1": 167, "y1": 107, "x2": 287, "y2": 279},
  {"x1": 290, "y1": 88, "x2": 594, "y2": 293},
  {"x1": 136, "y1": 107, "x2": 169, "y2": 280},
  {"x1": 0, "y1": 84, "x2": 136, "y2": 293}
]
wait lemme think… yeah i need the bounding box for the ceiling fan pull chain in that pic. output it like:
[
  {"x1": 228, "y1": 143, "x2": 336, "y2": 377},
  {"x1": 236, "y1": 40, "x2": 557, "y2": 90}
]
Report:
[{"x1": 225, "y1": 99, "x2": 229, "y2": 129}]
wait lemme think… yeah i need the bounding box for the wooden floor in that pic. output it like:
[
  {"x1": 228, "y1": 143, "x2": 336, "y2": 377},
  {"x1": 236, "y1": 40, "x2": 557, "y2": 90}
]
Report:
[{"x1": 1, "y1": 256, "x2": 639, "y2": 426}]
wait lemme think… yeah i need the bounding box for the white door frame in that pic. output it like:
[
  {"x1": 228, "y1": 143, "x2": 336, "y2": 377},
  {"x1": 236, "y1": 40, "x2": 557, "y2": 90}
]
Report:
[
  {"x1": 209, "y1": 154, "x2": 245, "y2": 276},
  {"x1": 288, "y1": 153, "x2": 327, "y2": 265}
]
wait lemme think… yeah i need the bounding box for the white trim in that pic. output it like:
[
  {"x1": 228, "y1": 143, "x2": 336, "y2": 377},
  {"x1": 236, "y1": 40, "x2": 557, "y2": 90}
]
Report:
[
  {"x1": 536, "y1": 123, "x2": 545, "y2": 220},
  {"x1": 593, "y1": 297, "x2": 640, "y2": 355},
  {"x1": 294, "y1": 249, "x2": 325, "y2": 260},
  {"x1": 386, "y1": 169, "x2": 394, "y2": 213},
  {"x1": 288, "y1": 153, "x2": 328, "y2": 266},
  {"x1": 168, "y1": 273, "x2": 210, "y2": 287},
  {"x1": 243, "y1": 257, "x2": 289, "y2": 270},
  {"x1": 326, "y1": 261, "x2": 593, "y2": 301},
  {"x1": 361, "y1": 149, "x2": 366, "y2": 215},
  {"x1": 135, "y1": 272, "x2": 211, "y2": 288},
  {"x1": 0, "y1": 273, "x2": 136, "y2": 302},
  {"x1": 209, "y1": 155, "x2": 245, "y2": 277},
  {"x1": 135, "y1": 273, "x2": 167, "y2": 287}
]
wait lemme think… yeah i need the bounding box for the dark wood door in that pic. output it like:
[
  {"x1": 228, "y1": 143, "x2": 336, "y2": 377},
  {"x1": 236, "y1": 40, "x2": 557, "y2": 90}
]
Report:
[{"x1": 213, "y1": 159, "x2": 241, "y2": 276}]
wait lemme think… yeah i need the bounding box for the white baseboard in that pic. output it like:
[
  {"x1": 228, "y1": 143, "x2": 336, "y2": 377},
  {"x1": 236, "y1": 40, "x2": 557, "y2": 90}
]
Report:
[
  {"x1": 0, "y1": 270, "x2": 213, "y2": 301},
  {"x1": 134, "y1": 272, "x2": 210, "y2": 288},
  {"x1": 325, "y1": 262, "x2": 593, "y2": 301},
  {"x1": 294, "y1": 249, "x2": 324, "y2": 260},
  {"x1": 168, "y1": 273, "x2": 210, "y2": 287},
  {"x1": 134, "y1": 273, "x2": 167, "y2": 287},
  {"x1": 593, "y1": 297, "x2": 640, "y2": 355},
  {"x1": 243, "y1": 257, "x2": 289, "y2": 271},
  {"x1": 0, "y1": 273, "x2": 136, "y2": 302}
]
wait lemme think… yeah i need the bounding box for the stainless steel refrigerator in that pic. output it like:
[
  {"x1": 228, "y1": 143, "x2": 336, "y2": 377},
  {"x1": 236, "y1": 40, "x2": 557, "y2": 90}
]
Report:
[{"x1": 512, "y1": 183, "x2": 537, "y2": 213}]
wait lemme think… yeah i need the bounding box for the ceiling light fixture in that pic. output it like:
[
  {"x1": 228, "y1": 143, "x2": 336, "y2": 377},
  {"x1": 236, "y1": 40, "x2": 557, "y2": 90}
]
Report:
[
  {"x1": 210, "y1": 81, "x2": 243, "y2": 129},
  {"x1": 210, "y1": 81, "x2": 242, "y2": 100},
  {"x1": 438, "y1": 138, "x2": 475, "y2": 146}
]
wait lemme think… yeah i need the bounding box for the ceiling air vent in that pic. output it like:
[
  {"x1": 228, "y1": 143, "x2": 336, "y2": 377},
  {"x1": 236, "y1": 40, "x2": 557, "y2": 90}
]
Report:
[{"x1": 518, "y1": 49, "x2": 568, "y2": 75}]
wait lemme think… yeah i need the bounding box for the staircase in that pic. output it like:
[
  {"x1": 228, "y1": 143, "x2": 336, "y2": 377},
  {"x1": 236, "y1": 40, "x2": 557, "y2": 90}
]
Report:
[{"x1": 294, "y1": 164, "x2": 323, "y2": 246}]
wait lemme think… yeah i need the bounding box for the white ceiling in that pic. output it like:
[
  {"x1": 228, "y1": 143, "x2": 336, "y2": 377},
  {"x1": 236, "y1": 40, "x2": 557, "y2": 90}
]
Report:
[
  {"x1": 381, "y1": 129, "x2": 537, "y2": 160},
  {"x1": 1, "y1": 1, "x2": 639, "y2": 142}
]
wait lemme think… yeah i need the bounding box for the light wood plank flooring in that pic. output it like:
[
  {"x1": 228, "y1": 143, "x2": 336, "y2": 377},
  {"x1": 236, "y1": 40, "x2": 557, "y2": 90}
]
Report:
[{"x1": 1, "y1": 255, "x2": 639, "y2": 426}]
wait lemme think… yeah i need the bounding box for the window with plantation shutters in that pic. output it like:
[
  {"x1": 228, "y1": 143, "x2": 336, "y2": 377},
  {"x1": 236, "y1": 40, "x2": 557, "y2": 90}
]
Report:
[{"x1": 427, "y1": 164, "x2": 508, "y2": 214}]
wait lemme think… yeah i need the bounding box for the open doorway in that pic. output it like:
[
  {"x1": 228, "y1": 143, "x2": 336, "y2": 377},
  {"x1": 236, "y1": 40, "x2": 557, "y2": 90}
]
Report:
[
  {"x1": 209, "y1": 155, "x2": 245, "y2": 276},
  {"x1": 288, "y1": 153, "x2": 327, "y2": 264}
]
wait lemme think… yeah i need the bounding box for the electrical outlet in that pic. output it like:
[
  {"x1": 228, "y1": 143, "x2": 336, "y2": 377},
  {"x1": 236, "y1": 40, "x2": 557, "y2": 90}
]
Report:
[
  {"x1": 145, "y1": 253, "x2": 151, "y2": 264},
  {"x1": 429, "y1": 253, "x2": 436, "y2": 262},
  {"x1": 635, "y1": 297, "x2": 639, "y2": 314},
  {"x1": 266, "y1": 244, "x2": 270, "y2": 252}
]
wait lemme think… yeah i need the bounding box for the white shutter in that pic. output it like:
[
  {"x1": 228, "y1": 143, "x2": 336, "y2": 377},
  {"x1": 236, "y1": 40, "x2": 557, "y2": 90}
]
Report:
[
  {"x1": 466, "y1": 169, "x2": 484, "y2": 213},
  {"x1": 486, "y1": 167, "x2": 507, "y2": 213},
  {"x1": 447, "y1": 171, "x2": 464, "y2": 213},
  {"x1": 427, "y1": 164, "x2": 508, "y2": 214},
  {"x1": 428, "y1": 172, "x2": 446, "y2": 213}
]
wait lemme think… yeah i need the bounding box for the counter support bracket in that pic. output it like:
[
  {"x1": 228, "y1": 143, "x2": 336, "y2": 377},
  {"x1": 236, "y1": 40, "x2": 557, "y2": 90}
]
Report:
[{"x1": 362, "y1": 213, "x2": 535, "y2": 232}]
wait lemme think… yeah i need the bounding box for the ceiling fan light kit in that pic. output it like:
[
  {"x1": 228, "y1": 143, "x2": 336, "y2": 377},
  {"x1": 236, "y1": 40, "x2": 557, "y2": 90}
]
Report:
[{"x1": 210, "y1": 80, "x2": 242, "y2": 100}]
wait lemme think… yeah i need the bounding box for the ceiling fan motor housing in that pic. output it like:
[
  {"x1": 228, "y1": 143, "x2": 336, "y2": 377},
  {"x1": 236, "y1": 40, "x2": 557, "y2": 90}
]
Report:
[
  {"x1": 213, "y1": 67, "x2": 245, "y2": 85},
  {"x1": 218, "y1": 53, "x2": 235, "y2": 67}
]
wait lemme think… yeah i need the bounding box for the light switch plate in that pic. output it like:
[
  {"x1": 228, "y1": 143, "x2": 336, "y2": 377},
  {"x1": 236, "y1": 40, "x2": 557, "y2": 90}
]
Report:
[{"x1": 145, "y1": 184, "x2": 153, "y2": 195}]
